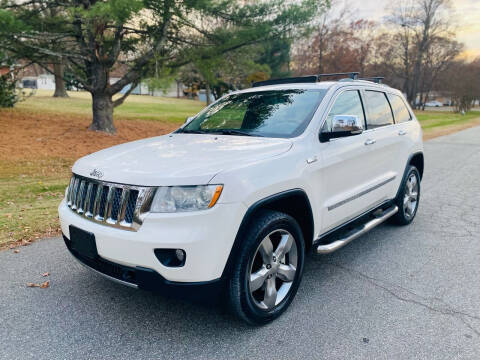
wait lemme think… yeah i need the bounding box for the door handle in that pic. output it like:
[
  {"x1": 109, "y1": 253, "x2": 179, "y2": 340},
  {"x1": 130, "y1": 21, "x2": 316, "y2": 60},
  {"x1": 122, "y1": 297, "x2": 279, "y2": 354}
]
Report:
[
  {"x1": 364, "y1": 139, "x2": 376, "y2": 146},
  {"x1": 398, "y1": 130, "x2": 407, "y2": 136},
  {"x1": 306, "y1": 156, "x2": 318, "y2": 164}
]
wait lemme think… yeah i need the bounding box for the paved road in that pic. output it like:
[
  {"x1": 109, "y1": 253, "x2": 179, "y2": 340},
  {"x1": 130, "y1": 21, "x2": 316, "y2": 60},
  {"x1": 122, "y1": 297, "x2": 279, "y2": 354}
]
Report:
[{"x1": 2, "y1": 127, "x2": 480, "y2": 360}]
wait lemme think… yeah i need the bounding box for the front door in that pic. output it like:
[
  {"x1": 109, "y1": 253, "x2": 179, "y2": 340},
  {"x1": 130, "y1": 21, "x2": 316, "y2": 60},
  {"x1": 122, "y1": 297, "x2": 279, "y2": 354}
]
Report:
[{"x1": 316, "y1": 89, "x2": 383, "y2": 232}]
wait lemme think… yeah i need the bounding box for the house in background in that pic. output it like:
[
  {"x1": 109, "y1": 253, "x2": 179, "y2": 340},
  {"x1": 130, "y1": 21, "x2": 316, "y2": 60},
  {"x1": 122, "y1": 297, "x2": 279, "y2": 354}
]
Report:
[
  {"x1": 15, "y1": 62, "x2": 195, "y2": 100},
  {"x1": 17, "y1": 63, "x2": 55, "y2": 90}
]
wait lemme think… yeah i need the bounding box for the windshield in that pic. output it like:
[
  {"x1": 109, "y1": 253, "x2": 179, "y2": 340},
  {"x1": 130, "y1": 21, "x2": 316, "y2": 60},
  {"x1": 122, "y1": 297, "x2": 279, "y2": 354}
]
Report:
[{"x1": 180, "y1": 89, "x2": 327, "y2": 138}]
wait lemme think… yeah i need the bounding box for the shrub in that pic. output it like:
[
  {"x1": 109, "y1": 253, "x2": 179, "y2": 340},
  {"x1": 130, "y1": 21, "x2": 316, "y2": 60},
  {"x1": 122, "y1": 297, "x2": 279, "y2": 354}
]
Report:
[{"x1": 0, "y1": 74, "x2": 19, "y2": 107}]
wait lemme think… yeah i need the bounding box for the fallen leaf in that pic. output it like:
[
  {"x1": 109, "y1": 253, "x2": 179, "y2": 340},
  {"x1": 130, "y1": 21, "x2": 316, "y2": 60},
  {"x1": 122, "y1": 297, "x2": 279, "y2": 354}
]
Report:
[
  {"x1": 26, "y1": 281, "x2": 49, "y2": 288},
  {"x1": 41, "y1": 272, "x2": 49, "y2": 277},
  {"x1": 13, "y1": 249, "x2": 20, "y2": 254}
]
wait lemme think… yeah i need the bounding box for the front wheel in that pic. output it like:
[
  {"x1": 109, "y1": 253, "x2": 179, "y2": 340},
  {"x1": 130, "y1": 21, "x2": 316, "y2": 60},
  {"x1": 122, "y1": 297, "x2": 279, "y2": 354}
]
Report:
[
  {"x1": 391, "y1": 165, "x2": 421, "y2": 225},
  {"x1": 227, "y1": 210, "x2": 305, "y2": 325}
]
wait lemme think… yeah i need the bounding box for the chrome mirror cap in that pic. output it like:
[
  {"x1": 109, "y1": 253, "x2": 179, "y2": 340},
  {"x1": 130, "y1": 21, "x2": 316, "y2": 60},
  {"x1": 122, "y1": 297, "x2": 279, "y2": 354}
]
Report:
[
  {"x1": 319, "y1": 115, "x2": 363, "y2": 143},
  {"x1": 332, "y1": 115, "x2": 363, "y2": 134}
]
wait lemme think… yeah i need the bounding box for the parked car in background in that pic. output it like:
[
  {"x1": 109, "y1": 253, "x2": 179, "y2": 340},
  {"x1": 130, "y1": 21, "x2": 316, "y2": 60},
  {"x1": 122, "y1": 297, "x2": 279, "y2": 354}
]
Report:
[
  {"x1": 59, "y1": 73, "x2": 424, "y2": 325},
  {"x1": 425, "y1": 100, "x2": 443, "y2": 107}
]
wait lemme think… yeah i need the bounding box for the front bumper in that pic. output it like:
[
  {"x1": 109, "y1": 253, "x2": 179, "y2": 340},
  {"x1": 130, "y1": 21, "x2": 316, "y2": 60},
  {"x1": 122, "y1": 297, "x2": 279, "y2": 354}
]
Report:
[
  {"x1": 58, "y1": 199, "x2": 246, "y2": 283},
  {"x1": 63, "y1": 234, "x2": 225, "y2": 301}
]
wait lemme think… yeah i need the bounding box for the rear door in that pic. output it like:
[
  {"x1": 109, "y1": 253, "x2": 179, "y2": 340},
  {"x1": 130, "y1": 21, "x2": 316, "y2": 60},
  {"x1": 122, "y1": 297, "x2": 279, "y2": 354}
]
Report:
[
  {"x1": 361, "y1": 89, "x2": 403, "y2": 200},
  {"x1": 387, "y1": 93, "x2": 417, "y2": 186}
]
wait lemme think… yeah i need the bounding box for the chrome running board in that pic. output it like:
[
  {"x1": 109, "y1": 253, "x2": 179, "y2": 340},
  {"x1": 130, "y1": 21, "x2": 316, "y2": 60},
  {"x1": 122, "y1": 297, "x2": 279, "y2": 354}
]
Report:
[{"x1": 316, "y1": 205, "x2": 398, "y2": 254}]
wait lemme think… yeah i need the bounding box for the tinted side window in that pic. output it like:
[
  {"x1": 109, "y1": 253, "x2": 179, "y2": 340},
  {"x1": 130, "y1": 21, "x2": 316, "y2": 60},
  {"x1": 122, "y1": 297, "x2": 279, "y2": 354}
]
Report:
[
  {"x1": 323, "y1": 90, "x2": 365, "y2": 132},
  {"x1": 365, "y1": 91, "x2": 394, "y2": 129},
  {"x1": 387, "y1": 94, "x2": 411, "y2": 123}
]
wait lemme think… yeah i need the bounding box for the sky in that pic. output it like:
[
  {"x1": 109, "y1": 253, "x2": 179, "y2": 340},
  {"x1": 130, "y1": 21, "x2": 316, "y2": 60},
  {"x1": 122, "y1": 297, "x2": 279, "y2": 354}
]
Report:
[{"x1": 351, "y1": 0, "x2": 480, "y2": 60}]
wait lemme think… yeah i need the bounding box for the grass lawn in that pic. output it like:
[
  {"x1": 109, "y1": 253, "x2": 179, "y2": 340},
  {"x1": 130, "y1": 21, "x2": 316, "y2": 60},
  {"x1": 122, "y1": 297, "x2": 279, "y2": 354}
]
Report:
[
  {"x1": 416, "y1": 110, "x2": 480, "y2": 139},
  {"x1": 18, "y1": 89, "x2": 205, "y2": 123},
  {"x1": 1, "y1": 90, "x2": 479, "y2": 249}
]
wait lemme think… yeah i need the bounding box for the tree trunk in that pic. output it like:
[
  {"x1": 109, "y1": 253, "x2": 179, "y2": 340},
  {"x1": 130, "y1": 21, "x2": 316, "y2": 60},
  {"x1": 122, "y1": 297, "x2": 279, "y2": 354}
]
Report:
[
  {"x1": 206, "y1": 86, "x2": 212, "y2": 105},
  {"x1": 89, "y1": 92, "x2": 116, "y2": 134},
  {"x1": 53, "y1": 62, "x2": 68, "y2": 97}
]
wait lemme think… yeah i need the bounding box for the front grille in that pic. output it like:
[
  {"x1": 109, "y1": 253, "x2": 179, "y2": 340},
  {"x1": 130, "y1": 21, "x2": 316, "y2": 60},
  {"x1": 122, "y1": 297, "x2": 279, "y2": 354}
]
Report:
[{"x1": 66, "y1": 174, "x2": 154, "y2": 231}]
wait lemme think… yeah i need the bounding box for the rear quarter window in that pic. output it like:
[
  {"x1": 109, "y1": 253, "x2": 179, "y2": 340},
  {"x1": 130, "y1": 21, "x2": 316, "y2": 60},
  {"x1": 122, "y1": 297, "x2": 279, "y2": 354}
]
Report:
[
  {"x1": 365, "y1": 90, "x2": 394, "y2": 129},
  {"x1": 387, "y1": 93, "x2": 412, "y2": 123}
]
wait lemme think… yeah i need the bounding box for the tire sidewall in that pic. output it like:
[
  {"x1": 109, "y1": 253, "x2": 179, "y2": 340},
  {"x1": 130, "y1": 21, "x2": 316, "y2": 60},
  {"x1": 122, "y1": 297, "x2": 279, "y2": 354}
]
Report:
[
  {"x1": 398, "y1": 166, "x2": 421, "y2": 224},
  {"x1": 239, "y1": 214, "x2": 305, "y2": 323}
]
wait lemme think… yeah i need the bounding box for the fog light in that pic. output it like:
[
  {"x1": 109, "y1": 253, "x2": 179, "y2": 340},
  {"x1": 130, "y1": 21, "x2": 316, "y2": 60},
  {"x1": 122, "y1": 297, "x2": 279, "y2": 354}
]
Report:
[
  {"x1": 154, "y1": 249, "x2": 186, "y2": 267},
  {"x1": 175, "y1": 249, "x2": 185, "y2": 263}
]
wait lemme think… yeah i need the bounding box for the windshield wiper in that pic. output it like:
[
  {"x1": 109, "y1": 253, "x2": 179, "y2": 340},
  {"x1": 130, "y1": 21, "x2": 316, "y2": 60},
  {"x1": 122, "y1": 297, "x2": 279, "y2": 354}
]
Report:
[
  {"x1": 177, "y1": 129, "x2": 207, "y2": 134},
  {"x1": 210, "y1": 129, "x2": 261, "y2": 137}
]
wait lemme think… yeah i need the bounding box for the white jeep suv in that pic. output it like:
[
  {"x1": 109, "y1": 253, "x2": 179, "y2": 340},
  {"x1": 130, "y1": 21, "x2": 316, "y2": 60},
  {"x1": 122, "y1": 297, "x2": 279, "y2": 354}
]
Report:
[{"x1": 59, "y1": 73, "x2": 424, "y2": 324}]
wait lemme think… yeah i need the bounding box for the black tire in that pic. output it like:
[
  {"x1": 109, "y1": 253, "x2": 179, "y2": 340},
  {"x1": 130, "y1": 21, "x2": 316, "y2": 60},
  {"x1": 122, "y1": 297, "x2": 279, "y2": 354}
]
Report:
[
  {"x1": 391, "y1": 165, "x2": 421, "y2": 225},
  {"x1": 227, "y1": 210, "x2": 305, "y2": 325}
]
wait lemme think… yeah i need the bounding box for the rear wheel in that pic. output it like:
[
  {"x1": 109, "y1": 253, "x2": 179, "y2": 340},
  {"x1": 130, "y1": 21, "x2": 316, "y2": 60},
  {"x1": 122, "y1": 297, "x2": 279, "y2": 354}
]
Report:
[
  {"x1": 227, "y1": 210, "x2": 305, "y2": 325},
  {"x1": 391, "y1": 165, "x2": 421, "y2": 225}
]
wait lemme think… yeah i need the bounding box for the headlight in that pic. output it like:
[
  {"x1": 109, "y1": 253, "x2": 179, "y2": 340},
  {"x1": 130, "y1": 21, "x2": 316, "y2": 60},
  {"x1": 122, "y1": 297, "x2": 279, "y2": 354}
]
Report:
[{"x1": 150, "y1": 185, "x2": 223, "y2": 213}]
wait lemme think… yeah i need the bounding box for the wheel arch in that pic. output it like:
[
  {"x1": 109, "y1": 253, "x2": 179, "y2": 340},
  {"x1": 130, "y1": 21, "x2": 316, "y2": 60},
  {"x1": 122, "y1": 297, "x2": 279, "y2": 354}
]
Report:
[
  {"x1": 410, "y1": 152, "x2": 424, "y2": 179},
  {"x1": 221, "y1": 189, "x2": 314, "y2": 279},
  {"x1": 395, "y1": 151, "x2": 424, "y2": 200}
]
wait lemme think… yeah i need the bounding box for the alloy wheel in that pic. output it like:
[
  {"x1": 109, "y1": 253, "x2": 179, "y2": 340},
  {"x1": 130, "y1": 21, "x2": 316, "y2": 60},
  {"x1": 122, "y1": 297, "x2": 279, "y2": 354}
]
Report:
[
  {"x1": 403, "y1": 173, "x2": 419, "y2": 219},
  {"x1": 248, "y1": 229, "x2": 298, "y2": 310}
]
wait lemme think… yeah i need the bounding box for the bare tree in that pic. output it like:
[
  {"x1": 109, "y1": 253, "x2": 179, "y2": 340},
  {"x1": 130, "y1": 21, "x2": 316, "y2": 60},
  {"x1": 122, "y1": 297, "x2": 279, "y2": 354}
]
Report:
[
  {"x1": 419, "y1": 36, "x2": 462, "y2": 109},
  {"x1": 388, "y1": 0, "x2": 454, "y2": 107},
  {"x1": 291, "y1": 0, "x2": 355, "y2": 75},
  {"x1": 442, "y1": 59, "x2": 480, "y2": 112}
]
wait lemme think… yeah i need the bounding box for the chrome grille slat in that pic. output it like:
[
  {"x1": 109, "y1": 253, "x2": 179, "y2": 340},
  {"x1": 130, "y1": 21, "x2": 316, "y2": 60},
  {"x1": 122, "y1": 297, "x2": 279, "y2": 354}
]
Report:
[
  {"x1": 92, "y1": 184, "x2": 103, "y2": 219},
  {"x1": 84, "y1": 183, "x2": 93, "y2": 217},
  {"x1": 118, "y1": 189, "x2": 130, "y2": 224},
  {"x1": 71, "y1": 177, "x2": 80, "y2": 210},
  {"x1": 105, "y1": 187, "x2": 115, "y2": 224},
  {"x1": 66, "y1": 174, "x2": 152, "y2": 231},
  {"x1": 76, "y1": 180, "x2": 86, "y2": 213},
  {"x1": 67, "y1": 177, "x2": 75, "y2": 206}
]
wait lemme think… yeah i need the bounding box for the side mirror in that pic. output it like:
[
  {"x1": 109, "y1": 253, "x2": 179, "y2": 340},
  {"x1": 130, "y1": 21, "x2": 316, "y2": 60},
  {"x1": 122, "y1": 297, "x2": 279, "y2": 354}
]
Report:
[
  {"x1": 319, "y1": 115, "x2": 363, "y2": 142},
  {"x1": 184, "y1": 116, "x2": 194, "y2": 124}
]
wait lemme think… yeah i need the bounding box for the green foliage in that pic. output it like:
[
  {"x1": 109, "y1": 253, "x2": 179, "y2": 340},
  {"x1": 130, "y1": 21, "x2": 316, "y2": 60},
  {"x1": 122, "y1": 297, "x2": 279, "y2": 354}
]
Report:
[
  {"x1": 85, "y1": 0, "x2": 143, "y2": 23},
  {"x1": 0, "y1": 0, "x2": 328, "y2": 131},
  {"x1": 0, "y1": 75, "x2": 19, "y2": 108},
  {"x1": 0, "y1": 8, "x2": 27, "y2": 32},
  {"x1": 258, "y1": 38, "x2": 291, "y2": 78}
]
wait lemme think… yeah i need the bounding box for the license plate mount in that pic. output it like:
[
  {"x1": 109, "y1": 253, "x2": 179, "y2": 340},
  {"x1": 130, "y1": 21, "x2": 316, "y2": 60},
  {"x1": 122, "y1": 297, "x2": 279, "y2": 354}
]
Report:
[{"x1": 69, "y1": 225, "x2": 98, "y2": 260}]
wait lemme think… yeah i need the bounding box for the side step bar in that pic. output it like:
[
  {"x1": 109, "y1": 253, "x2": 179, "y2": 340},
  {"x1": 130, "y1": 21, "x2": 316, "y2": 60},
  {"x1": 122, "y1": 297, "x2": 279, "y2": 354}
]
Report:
[{"x1": 316, "y1": 205, "x2": 398, "y2": 254}]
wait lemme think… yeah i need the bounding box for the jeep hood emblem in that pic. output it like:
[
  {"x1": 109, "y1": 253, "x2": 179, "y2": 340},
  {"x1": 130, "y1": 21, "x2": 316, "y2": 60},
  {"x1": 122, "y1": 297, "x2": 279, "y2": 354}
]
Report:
[{"x1": 90, "y1": 169, "x2": 104, "y2": 179}]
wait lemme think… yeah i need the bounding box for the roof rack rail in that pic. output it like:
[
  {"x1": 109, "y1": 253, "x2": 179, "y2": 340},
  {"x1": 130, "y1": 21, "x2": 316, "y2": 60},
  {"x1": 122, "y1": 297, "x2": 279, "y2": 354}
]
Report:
[
  {"x1": 318, "y1": 72, "x2": 359, "y2": 80},
  {"x1": 358, "y1": 77, "x2": 384, "y2": 84},
  {"x1": 251, "y1": 72, "x2": 383, "y2": 88},
  {"x1": 252, "y1": 75, "x2": 318, "y2": 88}
]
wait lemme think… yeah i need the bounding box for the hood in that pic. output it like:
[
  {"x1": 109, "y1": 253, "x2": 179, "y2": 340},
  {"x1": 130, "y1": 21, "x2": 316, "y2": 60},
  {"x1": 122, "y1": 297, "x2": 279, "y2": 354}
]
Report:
[{"x1": 72, "y1": 133, "x2": 293, "y2": 186}]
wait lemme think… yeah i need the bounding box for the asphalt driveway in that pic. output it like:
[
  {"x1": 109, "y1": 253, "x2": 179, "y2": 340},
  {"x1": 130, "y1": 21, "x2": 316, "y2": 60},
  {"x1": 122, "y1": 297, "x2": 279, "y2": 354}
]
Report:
[{"x1": 1, "y1": 126, "x2": 480, "y2": 360}]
